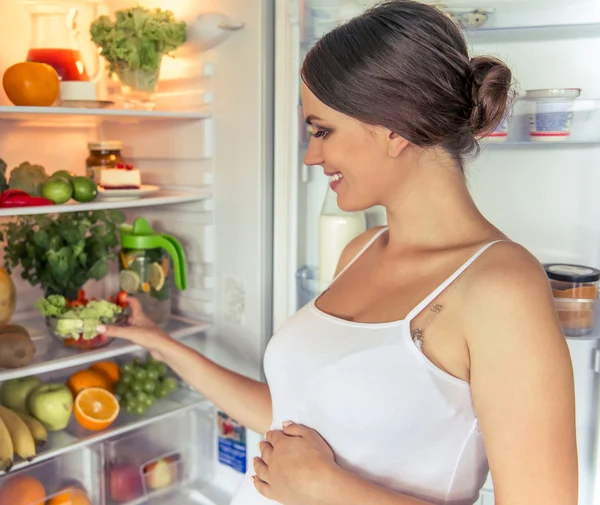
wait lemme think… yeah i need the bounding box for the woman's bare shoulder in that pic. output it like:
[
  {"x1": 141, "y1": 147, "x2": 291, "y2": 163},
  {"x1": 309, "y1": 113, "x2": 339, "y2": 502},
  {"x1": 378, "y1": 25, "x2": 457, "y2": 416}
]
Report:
[
  {"x1": 334, "y1": 226, "x2": 387, "y2": 276},
  {"x1": 460, "y1": 240, "x2": 562, "y2": 343}
]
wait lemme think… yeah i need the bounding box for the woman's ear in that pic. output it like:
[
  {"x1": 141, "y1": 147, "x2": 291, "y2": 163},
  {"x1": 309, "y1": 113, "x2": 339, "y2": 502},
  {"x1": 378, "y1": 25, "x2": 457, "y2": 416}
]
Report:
[{"x1": 387, "y1": 131, "x2": 410, "y2": 158}]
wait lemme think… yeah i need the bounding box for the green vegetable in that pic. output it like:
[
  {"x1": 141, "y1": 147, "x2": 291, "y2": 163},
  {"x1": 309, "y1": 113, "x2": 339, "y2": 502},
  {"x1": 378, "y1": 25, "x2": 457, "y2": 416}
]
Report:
[
  {"x1": 35, "y1": 295, "x2": 67, "y2": 317},
  {"x1": 35, "y1": 294, "x2": 122, "y2": 340},
  {"x1": 90, "y1": 6, "x2": 187, "y2": 75},
  {"x1": 8, "y1": 162, "x2": 49, "y2": 197},
  {"x1": 0, "y1": 210, "x2": 125, "y2": 297},
  {"x1": 0, "y1": 159, "x2": 8, "y2": 193}
]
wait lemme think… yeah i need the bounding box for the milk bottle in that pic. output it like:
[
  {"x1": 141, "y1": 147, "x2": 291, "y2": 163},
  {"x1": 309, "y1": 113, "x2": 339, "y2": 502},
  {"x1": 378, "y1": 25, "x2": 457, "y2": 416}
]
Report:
[{"x1": 318, "y1": 186, "x2": 367, "y2": 290}]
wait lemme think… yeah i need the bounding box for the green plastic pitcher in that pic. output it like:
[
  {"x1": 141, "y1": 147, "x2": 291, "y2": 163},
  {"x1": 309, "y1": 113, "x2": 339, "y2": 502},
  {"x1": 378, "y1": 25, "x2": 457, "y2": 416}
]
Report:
[{"x1": 118, "y1": 218, "x2": 187, "y2": 326}]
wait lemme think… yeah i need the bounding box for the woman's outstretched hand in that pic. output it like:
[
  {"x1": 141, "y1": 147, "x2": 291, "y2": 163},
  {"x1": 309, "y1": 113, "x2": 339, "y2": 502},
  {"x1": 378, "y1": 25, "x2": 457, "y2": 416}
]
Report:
[{"x1": 97, "y1": 296, "x2": 175, "y2": 361}]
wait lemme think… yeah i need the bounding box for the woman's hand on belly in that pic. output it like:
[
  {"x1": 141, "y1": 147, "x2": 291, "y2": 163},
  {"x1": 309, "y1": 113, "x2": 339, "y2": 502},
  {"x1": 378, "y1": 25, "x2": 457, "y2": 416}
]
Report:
[{"x1": 252, "y1": 422, "x2": 336, "y2": 505}]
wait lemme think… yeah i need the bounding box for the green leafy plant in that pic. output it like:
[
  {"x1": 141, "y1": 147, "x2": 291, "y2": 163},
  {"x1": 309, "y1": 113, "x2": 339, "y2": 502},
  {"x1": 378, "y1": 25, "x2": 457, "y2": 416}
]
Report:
[
  {"x1": 90, "y1": 6, "x2": 187, "y2": 75},
  {"x1": 0, "y1": 210, "x2": 126, "y2": 299}
]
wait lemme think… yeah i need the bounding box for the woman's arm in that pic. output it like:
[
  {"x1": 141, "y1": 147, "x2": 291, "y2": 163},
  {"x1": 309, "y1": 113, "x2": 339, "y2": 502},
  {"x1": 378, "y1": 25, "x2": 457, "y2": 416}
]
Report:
[
  {"x1": 464, "y1": 246, "x2": 578, "y2": 505},
  {"x1": 101, "y1": 298, "x2": 272, "y2": 435}
]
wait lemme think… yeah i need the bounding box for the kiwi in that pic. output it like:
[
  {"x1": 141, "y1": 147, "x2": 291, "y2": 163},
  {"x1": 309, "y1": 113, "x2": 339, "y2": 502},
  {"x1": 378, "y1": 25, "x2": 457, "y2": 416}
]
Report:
[{"x1": 0, "y1": 326, "x2": 35, "y2": 368}]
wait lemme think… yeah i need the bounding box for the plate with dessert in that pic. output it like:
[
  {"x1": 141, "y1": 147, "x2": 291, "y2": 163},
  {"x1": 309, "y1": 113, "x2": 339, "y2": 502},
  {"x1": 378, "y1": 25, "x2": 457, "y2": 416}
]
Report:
[{"x1": 96, "y1": 163, "x2": 159, "y2": 201}]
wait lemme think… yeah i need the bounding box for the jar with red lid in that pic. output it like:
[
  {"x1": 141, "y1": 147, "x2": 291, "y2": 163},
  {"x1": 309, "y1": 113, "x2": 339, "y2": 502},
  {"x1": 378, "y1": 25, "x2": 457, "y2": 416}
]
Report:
[{"x1": 545, "y1": 263, "x2": 600, "y2": 337}]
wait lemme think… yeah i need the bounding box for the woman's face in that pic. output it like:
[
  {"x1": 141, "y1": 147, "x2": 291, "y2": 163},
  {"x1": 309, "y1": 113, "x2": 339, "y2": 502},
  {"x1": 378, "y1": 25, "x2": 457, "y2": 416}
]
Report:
[{"x1": 301, "y1": 82, "x2": 410, "y2": 212}]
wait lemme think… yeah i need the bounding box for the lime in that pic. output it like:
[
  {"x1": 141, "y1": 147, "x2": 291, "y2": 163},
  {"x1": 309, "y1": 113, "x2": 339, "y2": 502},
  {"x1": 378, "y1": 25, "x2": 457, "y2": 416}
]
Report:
[
  {"x1": 144, "y1": 395, "x2": 155, "y2": 407},
  {"x1": 115, "y1": 382, "x2": 128, "y2": 396},
  {"x1": 150, "y1": 262, "x2": 166, "y2": 291},
  {"x1": 119, "y1": 270, "x2": 140, "y2": 294},
  {"x1": 41, "y1": 178, "x2": 73, "y2": 204},
  {"x1": 124, "y1": 402, "x2": 137, "y2": 414},
  {"x1": 146, "y1": 368, "x2": 159, "y2": 381},
  {"x1": 134, "y1": 404, "x2": 147, "y2": 416},
  {"x1": 131, "y1": 382, "x2": 143, "y2": 393},
  {"x1": 71, "y1": 176, "x2": 98, "y2": 203},
  {"x1": 50, "y1": 170, "x2": 75, "y2": 181}
]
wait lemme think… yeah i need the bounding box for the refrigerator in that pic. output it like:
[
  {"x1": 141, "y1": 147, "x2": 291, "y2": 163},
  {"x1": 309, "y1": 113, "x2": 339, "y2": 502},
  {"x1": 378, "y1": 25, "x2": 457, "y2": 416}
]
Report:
[{"x1": 0, "y1": 0, "x2": 597, "y2": 504}]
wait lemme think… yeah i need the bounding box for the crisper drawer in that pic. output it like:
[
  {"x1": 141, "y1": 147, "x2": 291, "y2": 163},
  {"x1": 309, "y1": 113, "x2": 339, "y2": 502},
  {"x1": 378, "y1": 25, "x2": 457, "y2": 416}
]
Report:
[
  {"x1": 0, "y1": 446, "x2": 100, "y2": 505},
  {"x1": 95, "y1": 402, "x2": 215, "y2": 505}
]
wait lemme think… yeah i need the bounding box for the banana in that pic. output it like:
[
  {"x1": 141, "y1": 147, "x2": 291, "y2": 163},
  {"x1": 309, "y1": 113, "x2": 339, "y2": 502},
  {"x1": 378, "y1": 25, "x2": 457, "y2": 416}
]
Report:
[
  {"x1": 0, "y1": 406, "x2": 35, "y2": 461},
  {"x1": 0, "y1": 417, "x2": 14, "y2": 471},
  {"x1": 14, "y1": 411, "x2": 47, "y2": 447}
]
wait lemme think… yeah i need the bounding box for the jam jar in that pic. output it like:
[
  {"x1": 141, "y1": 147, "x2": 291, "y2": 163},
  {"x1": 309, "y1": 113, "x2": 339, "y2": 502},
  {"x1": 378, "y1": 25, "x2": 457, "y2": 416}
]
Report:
[
  {"x1": 545, "y1": 263, "x2": 600, "y2": 337},
  {"x1": 86, "y1": 141, "x2": 125, "y2": 182}
]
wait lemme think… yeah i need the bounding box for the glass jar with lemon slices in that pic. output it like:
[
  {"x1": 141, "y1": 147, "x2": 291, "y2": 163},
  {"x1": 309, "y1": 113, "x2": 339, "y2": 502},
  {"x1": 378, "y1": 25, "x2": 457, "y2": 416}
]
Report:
[{"x1": 118, "y1": 218, "x2": 187, "y2": 327}]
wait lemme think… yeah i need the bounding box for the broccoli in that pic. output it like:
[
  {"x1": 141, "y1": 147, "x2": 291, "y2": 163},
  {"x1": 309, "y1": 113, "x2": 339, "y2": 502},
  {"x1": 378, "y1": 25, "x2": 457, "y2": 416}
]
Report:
[
  {"x1": 9, "y1": 162, "x2": 49, "y2": 197},
  {"x1": 0, "y1": 158, "x2": 7, "y2": 192},
  {"x1": 35, "y1": 295, "x2": 67, "y2": 317}
]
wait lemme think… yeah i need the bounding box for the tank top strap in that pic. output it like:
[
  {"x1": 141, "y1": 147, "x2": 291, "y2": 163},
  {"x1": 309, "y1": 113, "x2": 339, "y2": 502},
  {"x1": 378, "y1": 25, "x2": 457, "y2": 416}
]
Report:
[
  {"x1": 405, "y1": 240, "x2": 506, "y2": 323},
  {"x1": 330, "y1": 226, "x2": 389, "y2": 285}
]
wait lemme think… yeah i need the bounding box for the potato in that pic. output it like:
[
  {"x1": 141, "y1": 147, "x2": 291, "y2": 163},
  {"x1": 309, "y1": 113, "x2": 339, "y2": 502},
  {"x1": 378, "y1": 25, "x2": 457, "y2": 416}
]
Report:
[{"x1": 0, "y1": 326, "x2": 35, "y2": 368}]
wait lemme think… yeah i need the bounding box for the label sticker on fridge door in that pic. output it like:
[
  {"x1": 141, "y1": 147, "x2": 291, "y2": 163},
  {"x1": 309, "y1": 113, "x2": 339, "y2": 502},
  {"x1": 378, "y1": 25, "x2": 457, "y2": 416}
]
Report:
[{"x1": 217, "y1": 411, "x2": 247, "y2": 473}]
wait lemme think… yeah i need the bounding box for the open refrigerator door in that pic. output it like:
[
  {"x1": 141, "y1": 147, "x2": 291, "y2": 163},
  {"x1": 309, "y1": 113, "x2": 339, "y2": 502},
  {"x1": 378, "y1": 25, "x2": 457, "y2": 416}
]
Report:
[
  {"x1": 272, "y1": 1, "x2": 600, "y2": 505},
  {"x1": 0, "y1": 0, "x2": 273, "y2": 503}
]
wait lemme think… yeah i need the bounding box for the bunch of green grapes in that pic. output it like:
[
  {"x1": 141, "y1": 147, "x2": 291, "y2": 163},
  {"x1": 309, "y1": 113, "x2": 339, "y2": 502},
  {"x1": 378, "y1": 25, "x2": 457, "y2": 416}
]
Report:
[{"x1": 115, "y1": 356, "x2": 178, "y2": 415}]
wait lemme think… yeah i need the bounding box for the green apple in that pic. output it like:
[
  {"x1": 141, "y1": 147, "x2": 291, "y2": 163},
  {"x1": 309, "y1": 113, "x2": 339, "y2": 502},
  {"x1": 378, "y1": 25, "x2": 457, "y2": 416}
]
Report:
[
  {"x1": 0, "y1": 376, "x2": 42, "y2": 413},
  {"x1": 28, "y1": 383, "x2": 73, "y2": 431}
]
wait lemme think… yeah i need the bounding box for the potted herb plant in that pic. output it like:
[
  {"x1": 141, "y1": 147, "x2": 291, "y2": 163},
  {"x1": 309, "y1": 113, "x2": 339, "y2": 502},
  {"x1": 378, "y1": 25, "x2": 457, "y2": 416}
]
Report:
[
  {"x1": 0, "y1": 210, "x2": 125, "y2": 300},
  {"x1": 90, "y1": 6, "x2": 187, "y2": 109}
]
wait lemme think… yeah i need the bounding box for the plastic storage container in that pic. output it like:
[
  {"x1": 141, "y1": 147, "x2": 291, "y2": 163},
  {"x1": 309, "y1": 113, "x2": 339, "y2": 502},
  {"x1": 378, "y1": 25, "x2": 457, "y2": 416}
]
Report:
[
  {"x1": 0, "y1": 448, "x2": 100, "y2": 505},
  {"x1": 98, "y1": 403, "x2": 214, "y2": 504},
  {"x1": 545, "y1": 263, "x2": 600, "y2": 337}
]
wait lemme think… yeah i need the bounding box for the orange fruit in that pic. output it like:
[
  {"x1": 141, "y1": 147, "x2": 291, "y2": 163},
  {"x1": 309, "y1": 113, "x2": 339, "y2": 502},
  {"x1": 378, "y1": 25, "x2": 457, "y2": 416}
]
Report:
[
  {"x1": 3, "y1": 62, "x2": 60, "y2": 107},
  {"x1": 0, "y1": 475, "x2": 46, "y2": 505},
  {"x1": 74, "y1": 387, "x2": 120, "y2": 431},
  {"x1": 47, "y1": 486, "x2": 91, "y2": 505},
  {"x1": 67, "y1": 369, "x2": 113, "y2": 398},
  {"x1": 89, "y1": 361, "x2": 120, "y2": 384}
]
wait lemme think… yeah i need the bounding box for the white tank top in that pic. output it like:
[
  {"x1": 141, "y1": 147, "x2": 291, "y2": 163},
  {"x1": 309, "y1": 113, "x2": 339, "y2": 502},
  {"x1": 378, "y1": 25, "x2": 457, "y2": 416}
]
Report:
[{"x1": 231, "y1": 228, "x2": 501, "y2": 505}]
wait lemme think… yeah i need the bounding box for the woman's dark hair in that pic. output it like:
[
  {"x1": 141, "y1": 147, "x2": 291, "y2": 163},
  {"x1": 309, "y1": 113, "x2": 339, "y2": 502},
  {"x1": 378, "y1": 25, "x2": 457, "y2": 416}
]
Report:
[{"x1": 301, "y1": 0, "x2": 513, "y2": 164}]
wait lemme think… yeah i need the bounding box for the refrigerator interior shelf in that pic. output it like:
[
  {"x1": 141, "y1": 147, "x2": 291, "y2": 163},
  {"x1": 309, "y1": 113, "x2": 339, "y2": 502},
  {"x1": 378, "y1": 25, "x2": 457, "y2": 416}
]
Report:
[
  {"x1": 0, "y1": 188, "x2": 213, "y2": 218},
  {"x1": 302, "y1": 21, "x2": 600, "y2": 48},
  {"x1": 4, "y1": 387, "x2": 208, "y2": 475},
  {"x1": 0, "y1": 316, "x2": 211, "y2": 382},
  {"x1": 0, "y1": 105, "x2": 211, "y2": 127}
]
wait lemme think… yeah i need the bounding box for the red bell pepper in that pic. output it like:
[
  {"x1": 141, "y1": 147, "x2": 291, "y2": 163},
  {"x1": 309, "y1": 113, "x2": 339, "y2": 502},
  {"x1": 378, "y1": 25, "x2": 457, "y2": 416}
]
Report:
[{"x1": 0, "y1": 189, "x2": 54, "y2": 208}]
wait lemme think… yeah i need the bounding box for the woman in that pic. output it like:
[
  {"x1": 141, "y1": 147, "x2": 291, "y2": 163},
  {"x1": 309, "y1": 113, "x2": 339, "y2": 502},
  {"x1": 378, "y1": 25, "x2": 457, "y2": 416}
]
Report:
[{"x1": 100, "y1": 1, "x2": 578, "y2": 504}]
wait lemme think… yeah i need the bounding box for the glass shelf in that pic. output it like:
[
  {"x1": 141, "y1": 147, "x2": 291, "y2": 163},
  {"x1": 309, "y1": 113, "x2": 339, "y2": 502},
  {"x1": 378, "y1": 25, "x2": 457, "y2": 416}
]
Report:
[
  {"x1": 0, "y1": 189, "x2": 212, "y2": 217},
  {"x1": 0, "y1": 316, "x2": 211, "y2": 381},
  {"x1": 0, "y1": 105, "x2": 211, "y2": 127},
  {"x1": 5, "y1": 386, "x2": 208, "y2": 474}
]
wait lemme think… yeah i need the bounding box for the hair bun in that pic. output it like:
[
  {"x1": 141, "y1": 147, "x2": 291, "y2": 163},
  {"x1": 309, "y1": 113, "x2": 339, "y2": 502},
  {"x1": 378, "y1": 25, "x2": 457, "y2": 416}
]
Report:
[{"x1": 469, "y1": 56, "x2": 513, "y2": 137}]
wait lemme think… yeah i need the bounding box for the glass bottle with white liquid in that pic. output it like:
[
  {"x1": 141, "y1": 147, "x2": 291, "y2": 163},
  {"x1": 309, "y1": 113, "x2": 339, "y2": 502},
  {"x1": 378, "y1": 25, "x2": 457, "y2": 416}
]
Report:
[{"x1": 318, "y1": 186, "x2": 367, "y2": 290}]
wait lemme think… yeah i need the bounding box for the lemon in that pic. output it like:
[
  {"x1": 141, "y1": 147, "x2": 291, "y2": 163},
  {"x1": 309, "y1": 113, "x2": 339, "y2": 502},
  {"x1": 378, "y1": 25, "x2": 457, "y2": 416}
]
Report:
[
  {"x1": 150, "y1": 262, "x2": 166, "y2": 291},
  {"x1": 119, "y1": 270, "x2": 141, "y2": 294}
]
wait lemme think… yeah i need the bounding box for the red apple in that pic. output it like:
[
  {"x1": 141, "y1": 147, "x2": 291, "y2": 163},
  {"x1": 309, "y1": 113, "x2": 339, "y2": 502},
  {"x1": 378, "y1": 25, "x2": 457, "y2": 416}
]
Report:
[
  {"x1": 109, "y1": 464, "x2": 143, "y2": 502},
  {"x1": 143, "y1": 455, "x2": 180, "y2": 490}
]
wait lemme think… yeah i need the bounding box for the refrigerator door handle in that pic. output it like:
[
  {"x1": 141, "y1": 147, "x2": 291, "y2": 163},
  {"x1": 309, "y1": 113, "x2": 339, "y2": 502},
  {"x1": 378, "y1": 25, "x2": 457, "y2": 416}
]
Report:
[
  {"x1": 592, "y1": 348, "x2": 600, "y2": 373},
  {"x1": 218, "y1": 21, "x2": 245, "y2": 31}
]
